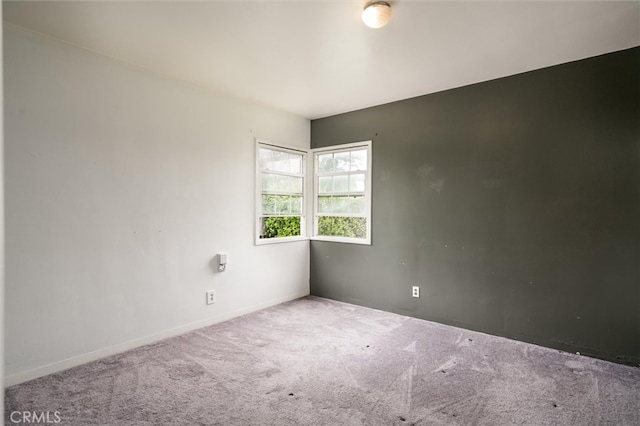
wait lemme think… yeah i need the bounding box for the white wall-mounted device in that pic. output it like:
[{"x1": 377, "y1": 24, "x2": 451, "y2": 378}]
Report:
[{"x1": 218, "y1": 253, "x2": 227, "y2": 272}]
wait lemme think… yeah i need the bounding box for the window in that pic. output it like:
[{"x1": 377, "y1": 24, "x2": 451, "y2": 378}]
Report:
[
  {"x1": 313, "y1": 141, "x2": 372, "y2": 244},
  {"x1": 255, "y1": 139, "x2": 372, "y2": 245},
  {"x1": 256, "y1": 142, "x2": 306, "y2": 243}
]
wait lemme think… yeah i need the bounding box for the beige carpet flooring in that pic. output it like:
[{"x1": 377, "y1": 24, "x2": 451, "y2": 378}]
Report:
[{"x1": 5, "y1": 296, "x2": 640, "y2": 425}]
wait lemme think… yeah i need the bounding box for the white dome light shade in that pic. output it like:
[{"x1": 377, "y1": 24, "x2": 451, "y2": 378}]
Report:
[{"x1": 362, "y1": 1, "x2": 392, "y2": 29}]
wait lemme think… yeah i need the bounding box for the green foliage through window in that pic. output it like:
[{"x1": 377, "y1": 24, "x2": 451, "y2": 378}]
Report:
[
  {"x1": 261, "y1": 216, "x2": 301, "y2": 239},
  {"x1": 317, "y1": 216, "x2": 366, "y2": 239}
]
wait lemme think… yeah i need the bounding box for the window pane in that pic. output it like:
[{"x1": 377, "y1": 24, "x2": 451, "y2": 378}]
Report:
[
  {"x1": 348, "y1": 196, "x2": 365, "y2": 214},
  {"x1": 261, "y1": 173, "x2": 280, "y2": 193},
  {"x1": 290, "y1": 196, "x2": 302, "y2": 214},
  {"x1": 259, "y1": 148, "x2": 285, "y2": 172},
  {"x1": 277, "y1": 175, "x2": 303, "y2": 194},
  {"x1": 333, "y1": 175, "x2": 348, "y2": 193},
  {"x1": 271, "y1": 151, "x2": 290, "y2": 173},
  {"x1": 334, "y1": 152, "x2": 350, "y2": 172},
  {"x1": 318, "y1": 176, "x2": 332, "y2": 194},
  {"x1": 262, "y1": 194, "x2": 277, "y2": 214},
  {"x1": 332, "y1": 196, "x2": 349, "y2": 213},
  {"x1": 275, "y1": 196, "x2": 290, "y2": 214},
  {"x1": 349, "y1": 174, "x2": 365, "y2": 192},
  {"x1": 263, "y1": 194, "x2": 299, "y2": 214},
  {"x1": 262, "y1": 173, "x2": 302, "y2": 194},
  {"x1": 318, "y1": 196, "x2": 332, "y2": 214},
  {"x1": 350, "y1": 150, "x2": 367, "y2": 171},
  {"x1": 259, "y1": 148, "x2": 272, "y2": 170},
  {"x1": 317, "y1": 216, "x2": 366, "y2": 239},
  {"x1": 260, "y1": 148, "x2": 303, "y2": 174},
  {"x1": 260, "y1": 216, "x2": 301, "y2": 239},
  {"x1": 288, "y1": 156, "x2": 302, "y2": 174},
  {"x1": 318, "y1": 153, "x2": 334, "y2": 173}
]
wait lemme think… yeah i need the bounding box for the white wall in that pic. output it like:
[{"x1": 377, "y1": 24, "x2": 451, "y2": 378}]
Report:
[{"x1": 4, "y1": 25, "x2": 310, "y2": 385}]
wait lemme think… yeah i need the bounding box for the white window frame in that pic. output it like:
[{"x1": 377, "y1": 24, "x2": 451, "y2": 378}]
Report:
[
  {"x1": 255, "y1": 140, "x2": 308, "y2": 245},
  {"x1": 311, "y1": 141, "x2": 372, "y2": 245},
  {"x1": 255, "y1": 139, "x2": 372, "y2": 246}
]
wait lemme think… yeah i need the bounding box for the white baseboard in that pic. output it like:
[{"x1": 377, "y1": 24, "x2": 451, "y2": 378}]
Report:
[{"x1": 5, "y1": 290, "x2": 309, "y2": 387}]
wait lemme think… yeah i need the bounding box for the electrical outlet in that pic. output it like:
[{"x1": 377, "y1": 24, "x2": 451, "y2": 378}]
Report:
[
  {"x1": 206, "y1": 290, "x2": 216, "y2": 305},
  {"x1": 412, "y1": 286, "x2": 420, "y2": 298}
]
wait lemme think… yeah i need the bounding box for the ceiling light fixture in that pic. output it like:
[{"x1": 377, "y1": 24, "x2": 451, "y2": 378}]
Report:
[{"x1": 362, "y1": 1, "x2": 393, "y2": 29}]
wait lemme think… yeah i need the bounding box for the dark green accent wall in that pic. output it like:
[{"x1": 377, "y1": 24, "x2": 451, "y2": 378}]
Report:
[{"x1": 310, "y1": 47, "x2": 640, "y2": 366}]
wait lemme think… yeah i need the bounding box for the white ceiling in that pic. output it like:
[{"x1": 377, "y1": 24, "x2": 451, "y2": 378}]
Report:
[{"x1": 3, "y1": 1, "x2": 639, "y2": 119}]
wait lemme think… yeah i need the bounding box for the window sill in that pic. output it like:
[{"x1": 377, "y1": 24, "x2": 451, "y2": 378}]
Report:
[
  {"x1": 255, "y1": 235, "x2": 372, "y2": 246},
  {"x1": 310, "y1": 236, "x2": 371, "y2": 245},
  {"x1": 255, "y1": 236, "x2": 309, "y2": 246}
]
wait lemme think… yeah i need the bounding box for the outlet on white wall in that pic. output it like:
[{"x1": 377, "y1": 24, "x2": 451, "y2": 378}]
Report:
[
  {"x1": 206, "y1": 290, "x2": 216, "y2": 305},
  {"x1": 412, "y1": 286, "x2": 420, "y2": 298}
]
